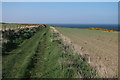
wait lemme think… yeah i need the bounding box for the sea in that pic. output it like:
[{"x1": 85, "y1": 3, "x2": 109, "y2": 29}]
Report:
[{"x1": 48, "y1": 24, "x2": 119, "y2": 31}]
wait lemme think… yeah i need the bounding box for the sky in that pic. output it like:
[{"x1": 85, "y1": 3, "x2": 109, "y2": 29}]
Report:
[{"x1": 2, "y1": 2, "x2": 118, "y2": 24}]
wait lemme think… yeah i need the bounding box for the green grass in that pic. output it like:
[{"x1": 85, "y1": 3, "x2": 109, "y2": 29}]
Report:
[
  {"x1": 3, "y1": 27, "x2": 46, "y2": 78},
  {"x1": 24, "y1": 27, "x2": 73, "y2": 78},
  {"x1": 3, "y1": 26, "x2": 95, "y2": 78}
]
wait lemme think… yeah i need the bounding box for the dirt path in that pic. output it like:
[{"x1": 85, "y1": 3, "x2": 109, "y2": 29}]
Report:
[{"x1": 51, "y1": 26, "x2": 118, "y2": 78}]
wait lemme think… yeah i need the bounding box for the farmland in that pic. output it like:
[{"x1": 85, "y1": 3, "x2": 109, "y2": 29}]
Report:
[
  {"x1": 2, "y1": 23, "x2": 95, "y2": 78},
  {"x1": 56, "y1": 27, "x2": 118, "y2": 78}
]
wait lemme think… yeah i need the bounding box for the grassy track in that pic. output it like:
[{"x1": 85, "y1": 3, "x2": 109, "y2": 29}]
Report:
[
  {"x1": 29, "y1": 28, "x2": 65, "y2": 78},
  {"x1": 3, "y1": 27, "x2": 47, "y2": 78},
  {"x1": 3, "y1": 26, "x2": 95, "y2": 78}
]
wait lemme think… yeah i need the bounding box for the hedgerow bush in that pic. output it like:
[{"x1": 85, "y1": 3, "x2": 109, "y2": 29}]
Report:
[{"x1": 2, "y1": 27, "x2": 43, "y2": 55}]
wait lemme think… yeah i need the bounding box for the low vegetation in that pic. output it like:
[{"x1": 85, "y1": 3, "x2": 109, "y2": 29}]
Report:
[{"x1": 2, "y1": 24, "x2": 96, "y2": 78}]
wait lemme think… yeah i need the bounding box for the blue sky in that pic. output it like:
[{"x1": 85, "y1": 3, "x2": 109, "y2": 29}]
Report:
[{"x1": 2, "y1": 2, "x2": 118, "y2": 24}]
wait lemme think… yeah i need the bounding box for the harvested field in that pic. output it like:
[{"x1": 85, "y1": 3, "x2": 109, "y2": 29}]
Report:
[{"x1": 56, "y1": 27, "x2": 118, "y2": 78}]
